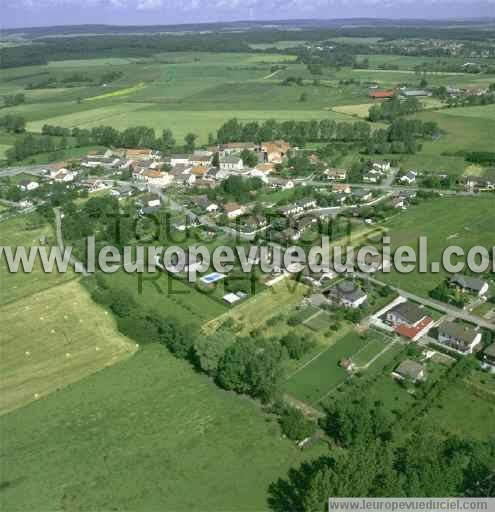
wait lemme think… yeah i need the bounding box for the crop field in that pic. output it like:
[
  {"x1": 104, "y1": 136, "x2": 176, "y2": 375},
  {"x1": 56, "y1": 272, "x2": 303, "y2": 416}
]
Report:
[
  {"x1": 0, "y1": 344, "x2": 324, "y2": 511},
  {"x1": 0, "y1": 281, "x2": 137, "y2": 415},
  {"x1": 377, "y1": 197, "x2": 495, "y2": 297},
  {"x1": 333, "y1": 103, "x2": 373, "y2": 118},
  {"x1": 1, "y1": 52, "x2": 382, "y2": 144}
]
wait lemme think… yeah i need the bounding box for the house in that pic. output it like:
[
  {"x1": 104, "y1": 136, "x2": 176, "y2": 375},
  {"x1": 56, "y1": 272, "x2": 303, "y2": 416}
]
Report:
[
  {"x1": 110, "y1": 185, "x2": 135, "y2": 199},
  {"x1": 18, "y1": 180, "x2": 39, "y2": 192},
  {"x1": 214, "y1": 142, "x2": 257, "y2": 156},
  {"x1": 307, "y1": 293, "x2": 330, "y2": 308},
  {"x1": 465, "y1": 176, "x2": 495, "y2": 191},
  {"x1": 333, "y1": 183, "x2": 351, "y2": 194},
  {"x1": 270, "y1": 178, "x2": 294, "y2": 190},
  {"x1": 223, "y1": 291, "x2": 247, "y2": 304},
  {"x1": 373, "y1": 161, "x2": 391, "y2": 173},
  {"x1": 296, "y1": 198, "x2": 317, "y2": 210},
  {"x1": 438, "y1": 321, "x2": 482, "y2": 354},
  {"x1": 482, "y1": 343, "x2": 495, "y2": 367},
  {"x1": 191, "y1": 166, "x2": 209, "y2": 177},
  {"x1": 170, "y1": 154, "x2": 191, "y2": 167},
  {"x1": 352, "y1": 189, "x2": 373, "y2": 202},
  {"x1": 279, "y1": 204, "x2": 302, "y2": 216},
  {"x1": 206, "y1": 203, "x2": 219, "y2": 213},
  {"x1": 190, "y1": 155, "x2": 212, "y2": 167},
  {"x1": 143, "y1": 170, "x2": 174, "y2": 188},
  {"x1": 369, "y1": 90, "x2": 395, "y2": 100},
  {"x1": 126, "y1": 148, "x2": 154, "y2": 161},
  {"x1": 223, "y1": 202, "x2": 244, "y2": 219},
  {"x1": 325, "y1": 168, "x2": 347, "y2": 181},
  {"x1": 449, "y1": 274, "x2": 489, "y2": 297},
  {"x1": 261, "y1": 140, "x2": 290, "y2": 164},
  {"x1": 139, "y1": 193, "x2": 161, "y2": 208},
  {"x1": 255, "y1": 163, "x2": 275, "y2": 175},
  {"x1": 362, "y1": 172, "x2": 380, "y2": 184},
  {"x1": 400, "y1": 171, "x2": 417, "y2": 184},
  {"x1": 220, "y1": 156, "x2": 243, "y2": 171},
  {"x1": 391, "y1": 196, "x2": 405, "y2": 209},
  {"x1": 392, "y1": 360, "x2": 426, "y2": 383},
  {"x1": 386, "y1": 301, "x2": 433, "y2": 341},
  {"x1": 329, "y1": 281, "x2": 368, "y2": 308},
  {"x1": 51, "y1": 168, "x2": 77, "y2": 183}
]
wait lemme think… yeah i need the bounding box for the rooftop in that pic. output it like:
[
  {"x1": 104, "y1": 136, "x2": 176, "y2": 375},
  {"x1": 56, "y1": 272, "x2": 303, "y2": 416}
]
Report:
[{"x1": 439, "y1": 321, "x2": 479, "y2": 344}]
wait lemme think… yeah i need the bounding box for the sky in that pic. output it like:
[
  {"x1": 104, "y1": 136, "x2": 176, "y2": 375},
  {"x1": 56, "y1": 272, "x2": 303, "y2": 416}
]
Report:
[{"x1": 1, "y1": 0, "x2": 494, "y2": 29}]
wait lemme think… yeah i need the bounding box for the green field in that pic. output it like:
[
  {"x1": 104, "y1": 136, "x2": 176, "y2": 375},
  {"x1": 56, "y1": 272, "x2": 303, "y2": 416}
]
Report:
[
  {"x1": 1, "y1": 52, "x2": 378, "y2": 144},
  {"x1": 378, "y1": 197, "x2": 495, "y2": 297},
  {"x1": 0, "y1": 215, "x2": 74, "y2": 305},
  {"x1": 0, "y1": 344, "x2": 323, "y2": 511},
  {"x1": 422, "y1": 372, "x2": 495, "y2": 440},
  {"x1": 105, "y1": 269, "x2": 227, "y2": 326}
]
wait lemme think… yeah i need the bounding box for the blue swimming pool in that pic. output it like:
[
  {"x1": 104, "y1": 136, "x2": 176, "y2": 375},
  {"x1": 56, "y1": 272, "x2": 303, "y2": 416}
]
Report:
[{"x1": 200, "y1": 272, "x2": 226, "y2": 284}]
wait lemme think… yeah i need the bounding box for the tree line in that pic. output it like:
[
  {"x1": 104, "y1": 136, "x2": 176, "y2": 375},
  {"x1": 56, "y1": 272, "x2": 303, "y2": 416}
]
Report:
[
  {"x1": 216, "y1": 117, "x2": 438, "y2": 155},
  {"x1": 368, "y1": 97, "x2": 422, "y2": 122}
]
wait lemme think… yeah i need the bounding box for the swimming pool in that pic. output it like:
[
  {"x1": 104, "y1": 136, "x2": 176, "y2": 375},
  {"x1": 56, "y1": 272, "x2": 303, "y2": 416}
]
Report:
[{"x1": 200, "y1": 272, "x2": 226, "y2": 284}]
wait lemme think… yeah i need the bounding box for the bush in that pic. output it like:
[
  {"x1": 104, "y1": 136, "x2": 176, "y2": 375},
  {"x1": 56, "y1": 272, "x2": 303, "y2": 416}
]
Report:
[{"x1": 279, "y1": 406, "x2": 316, "y2": 441}]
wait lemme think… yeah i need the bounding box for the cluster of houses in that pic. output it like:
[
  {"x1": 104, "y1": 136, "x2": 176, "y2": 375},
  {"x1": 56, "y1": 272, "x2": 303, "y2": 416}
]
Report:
[
  {"x1": 128, "y1": 140, "x2": 290, "y2": 190},
  {"x1": 362, "y1": 161, "x2": 391, "y2": 184}
]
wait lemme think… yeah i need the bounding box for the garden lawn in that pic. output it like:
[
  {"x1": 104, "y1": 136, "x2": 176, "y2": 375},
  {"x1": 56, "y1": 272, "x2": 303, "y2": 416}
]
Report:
[{"x1": 283, "y1": 330, "x2": 370, "y2": 405}]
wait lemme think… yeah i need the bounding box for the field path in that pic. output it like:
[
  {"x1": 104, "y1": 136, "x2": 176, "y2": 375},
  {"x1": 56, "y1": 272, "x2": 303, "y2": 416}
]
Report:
[{"x1": 262, "y1": 69, "x2": 281, "y2": 80}]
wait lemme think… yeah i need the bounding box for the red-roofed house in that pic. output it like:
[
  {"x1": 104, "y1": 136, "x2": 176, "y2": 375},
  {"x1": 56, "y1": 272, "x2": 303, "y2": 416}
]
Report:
[
  {"x1": 369, "y1": 90, "x2": 395, "y2": 100},
  {"x1": 386, "y1": 300, "x2": 434, "y2": 341}
]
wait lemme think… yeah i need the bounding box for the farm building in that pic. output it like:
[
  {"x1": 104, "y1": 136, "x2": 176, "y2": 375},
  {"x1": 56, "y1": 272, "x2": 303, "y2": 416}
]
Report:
[{"x1": 369, "y1": 90, "x2": 395, "y2": 100}]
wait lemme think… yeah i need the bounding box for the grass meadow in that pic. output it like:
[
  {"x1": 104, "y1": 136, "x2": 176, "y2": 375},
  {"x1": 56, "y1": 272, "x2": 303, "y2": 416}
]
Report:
[
  {"x1": 0, "y1": 344, "x2": 324, "y2": 511},
  {"x1": 377, "y1": 197, "x2": 495, "y2": 297}
]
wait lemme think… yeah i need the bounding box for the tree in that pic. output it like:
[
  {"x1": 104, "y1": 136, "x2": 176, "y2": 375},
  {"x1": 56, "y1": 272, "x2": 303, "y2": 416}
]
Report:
[
  {"x1": 193, "y1": 332, "x2": 235, "y2": 375},
  {"x1": 240, "y1": 148, "x2": 258, "y2": 168},
  {"x1": 321, "y1": 397, "x2": 392, "y2": 447},
  {"x1": 184, "y1": 132, "x2": 197, "y2": 152},
  {"x1": 161, "y1": 128, "x2": 176, "y2": 153},
  {"x1": 279, "y1": 406, "x2": 316, "y2": 441},
  {"x1": 281, "y1": 332, "x2": 315, "y2": 359}
]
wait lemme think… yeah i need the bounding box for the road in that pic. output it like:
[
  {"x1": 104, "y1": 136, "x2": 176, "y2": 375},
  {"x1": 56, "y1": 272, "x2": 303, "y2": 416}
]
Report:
[
  {"x1": 295, "y1": 178, "x2": 482, "y2": 197},
  {"x1": 358, "y1": 273, "x2": 495, "y2": 331}
]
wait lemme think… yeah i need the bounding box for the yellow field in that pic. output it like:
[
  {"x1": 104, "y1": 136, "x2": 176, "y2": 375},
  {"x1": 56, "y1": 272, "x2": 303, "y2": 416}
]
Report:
[
  {"x1": 0, "y1": 280, "x2": 137, "y2": 415},
  {"x1": 85, "y1": 82, "x2": 147, "y2": 101},
  {"x1": 463, "y1": 164, "x2": 485, "y2": 176},
  {"x1": 333, "y1": 103, "x2": 372, "y2": 118}
]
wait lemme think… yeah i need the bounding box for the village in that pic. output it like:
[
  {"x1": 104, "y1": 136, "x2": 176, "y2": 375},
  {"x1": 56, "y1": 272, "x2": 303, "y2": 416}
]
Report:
[{"x1": 1, "y1": 135, "x2": 494, "y2": 399}]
